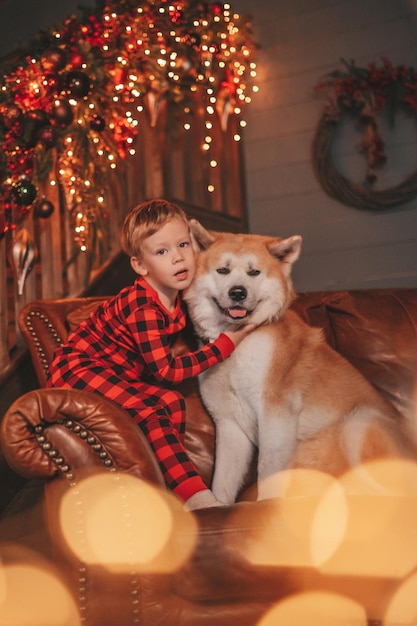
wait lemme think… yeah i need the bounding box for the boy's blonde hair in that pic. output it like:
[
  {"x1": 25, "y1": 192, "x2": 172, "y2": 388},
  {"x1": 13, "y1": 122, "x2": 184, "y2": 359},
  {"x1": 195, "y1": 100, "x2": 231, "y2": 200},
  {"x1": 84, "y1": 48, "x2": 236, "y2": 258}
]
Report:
[{"x1": 121, "y1": 198, "x2": 189, "y2": 257}]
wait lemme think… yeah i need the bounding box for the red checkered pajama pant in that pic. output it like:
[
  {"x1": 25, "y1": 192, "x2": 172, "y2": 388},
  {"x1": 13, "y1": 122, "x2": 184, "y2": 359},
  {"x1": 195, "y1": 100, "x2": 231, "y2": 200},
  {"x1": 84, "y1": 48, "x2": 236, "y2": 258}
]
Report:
[{"x1": 47, "y1": 356, "x2": 205, "y2": 500}]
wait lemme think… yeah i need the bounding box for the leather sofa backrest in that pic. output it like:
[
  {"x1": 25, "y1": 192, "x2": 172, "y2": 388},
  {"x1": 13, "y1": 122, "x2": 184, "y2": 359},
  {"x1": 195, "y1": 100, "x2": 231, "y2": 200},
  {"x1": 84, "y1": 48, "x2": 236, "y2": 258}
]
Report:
[
  {"x1": 19, "y1": 288, "x2": 417, "y2": 418},
  {"x1": 293, "y1": 289, "x2": 417, "y2": 420},
  {"x1": 18, "y1": 297, "x2": 106, "y2": 387}
]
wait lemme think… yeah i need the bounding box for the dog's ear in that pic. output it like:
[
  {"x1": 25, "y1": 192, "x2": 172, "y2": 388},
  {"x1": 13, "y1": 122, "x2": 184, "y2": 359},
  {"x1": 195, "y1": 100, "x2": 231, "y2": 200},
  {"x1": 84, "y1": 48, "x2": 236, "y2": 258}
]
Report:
[
  {"x1": 189, "y1": 219, "x2": 217, "y2": 251},
  {"x1": 267, "y1": 235, "x2": 302, "y2": 267}
]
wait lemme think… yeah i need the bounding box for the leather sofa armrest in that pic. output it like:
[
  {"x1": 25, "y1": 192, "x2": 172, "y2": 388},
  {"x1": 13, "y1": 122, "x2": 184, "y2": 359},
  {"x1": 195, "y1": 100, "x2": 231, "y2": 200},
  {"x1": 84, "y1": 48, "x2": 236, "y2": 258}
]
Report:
[{"x1": 0, "y1": 388, "x2": 165, "y2": 489}]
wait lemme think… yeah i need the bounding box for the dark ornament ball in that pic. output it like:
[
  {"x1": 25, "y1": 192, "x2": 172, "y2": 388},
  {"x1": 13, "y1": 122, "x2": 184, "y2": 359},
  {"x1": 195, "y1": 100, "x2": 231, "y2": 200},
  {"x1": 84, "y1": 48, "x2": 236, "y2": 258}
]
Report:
[
  {"x1": 37, "y1": 124, "x2": 57, "y2": 148},
  {"x1": 90, "y1": 114, "x2": 105, "y2": 131},
  {"x1": 189, "y1": 32, "x2": 201, "y2": 47},
  {"x1": 23, "y1": 109, "x2": 49, "y2": 146},
  {"x1": 43, "y1": 73, "x2": 64, "y2": 95},
  {"x1": 12, "y1": 180, "x2": 37, "y2": 206},
  {"x1": 52, "y1": 101, "x2": 74, "y2": 127},
  {"x1": 66, "y1": 71, "x2": 92, "y2": 98},
  {"x1": 0, "y1": 210, "x2": 6, "y2": 238},
  {"x1": 34, "y1": 198, "x2": 54, "y2": 219},
  {"x1": 26, "y1": 109, "x2": 49, "y2": 129},
  {"x1": 41, "y1": 47, "x2": 67, "y2": 73}
]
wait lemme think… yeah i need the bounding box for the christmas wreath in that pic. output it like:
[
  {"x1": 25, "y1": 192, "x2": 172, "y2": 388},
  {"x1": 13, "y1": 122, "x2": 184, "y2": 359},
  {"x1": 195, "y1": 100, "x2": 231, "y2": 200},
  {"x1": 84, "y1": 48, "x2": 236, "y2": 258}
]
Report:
[{"x1": 313, "y1": 58, "x2": 417, "y2": 210}]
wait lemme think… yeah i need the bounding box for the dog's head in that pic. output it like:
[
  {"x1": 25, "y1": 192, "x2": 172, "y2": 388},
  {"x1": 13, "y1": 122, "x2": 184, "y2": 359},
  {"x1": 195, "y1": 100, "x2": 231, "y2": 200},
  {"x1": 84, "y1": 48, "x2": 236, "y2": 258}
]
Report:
[{"x1": 183, "y1": 220, "x2": 302, "y2": 341}]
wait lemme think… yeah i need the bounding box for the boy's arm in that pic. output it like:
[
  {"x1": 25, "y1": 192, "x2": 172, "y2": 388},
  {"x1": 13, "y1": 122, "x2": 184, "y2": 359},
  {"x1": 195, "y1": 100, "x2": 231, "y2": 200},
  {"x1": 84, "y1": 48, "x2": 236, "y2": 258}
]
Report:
[{"x1": 129, "y1": 308, "x2": 234, "y2": 384}]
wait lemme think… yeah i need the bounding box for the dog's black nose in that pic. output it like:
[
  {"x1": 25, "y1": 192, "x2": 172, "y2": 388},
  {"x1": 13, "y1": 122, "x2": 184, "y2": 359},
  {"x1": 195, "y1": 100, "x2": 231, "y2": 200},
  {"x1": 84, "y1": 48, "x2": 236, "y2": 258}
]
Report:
[{"x1": 229, "y1": 285, "x2": 247, "y2": 302}]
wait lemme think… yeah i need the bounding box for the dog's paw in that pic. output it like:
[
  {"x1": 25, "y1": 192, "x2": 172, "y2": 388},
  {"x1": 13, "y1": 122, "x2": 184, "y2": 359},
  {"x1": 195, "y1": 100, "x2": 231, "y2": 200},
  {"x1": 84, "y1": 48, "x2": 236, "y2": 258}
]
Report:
[{"x1": 184, "y1": 489, "x2": 226, "y2": 510}]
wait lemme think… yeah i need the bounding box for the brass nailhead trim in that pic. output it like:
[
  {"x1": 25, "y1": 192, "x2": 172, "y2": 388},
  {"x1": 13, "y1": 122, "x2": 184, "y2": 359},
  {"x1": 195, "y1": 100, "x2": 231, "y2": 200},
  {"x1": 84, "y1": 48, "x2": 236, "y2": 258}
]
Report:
[
  {"x1": 25, "y1": 310, "x2": 64, "y2": 377},
  {"x1": 35, "y1": 419, "x2": 114, "y2": 473},
  {"x1": 34, "y1": 418, "x2": 118, "y2": 623}
]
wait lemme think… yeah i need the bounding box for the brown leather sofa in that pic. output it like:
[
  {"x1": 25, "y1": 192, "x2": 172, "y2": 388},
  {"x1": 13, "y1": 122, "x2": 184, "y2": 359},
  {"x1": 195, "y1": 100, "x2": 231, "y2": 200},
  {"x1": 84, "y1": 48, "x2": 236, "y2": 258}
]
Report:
[{"x1": 1, "y1": 289, "x2": 417, "y2": 625}]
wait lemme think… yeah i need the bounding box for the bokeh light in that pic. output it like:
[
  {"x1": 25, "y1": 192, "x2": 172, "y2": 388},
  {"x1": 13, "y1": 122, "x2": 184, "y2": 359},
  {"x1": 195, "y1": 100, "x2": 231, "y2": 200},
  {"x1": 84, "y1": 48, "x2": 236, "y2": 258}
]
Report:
[
  {"x1": 0, "y1": 545, "x2": 79, "y2": 626},
  {"x1": 316, "y1": 459, "x2": 417, "y2": 578},
  {"x1": 238, "y1": 468, "x2": 343, "y2": 569},
  {"x1": 237, "y1": 458, "x2": 417, "y2": 581},
  {"x1": 59, "y1": 472, "x2": 197, "y2": 573},
  {"x1": 385, "y1": 569, "x2": 417, "y2": 625},
  {"x1": 257, "y1": 591, "x2": 367, "y2": 626}
]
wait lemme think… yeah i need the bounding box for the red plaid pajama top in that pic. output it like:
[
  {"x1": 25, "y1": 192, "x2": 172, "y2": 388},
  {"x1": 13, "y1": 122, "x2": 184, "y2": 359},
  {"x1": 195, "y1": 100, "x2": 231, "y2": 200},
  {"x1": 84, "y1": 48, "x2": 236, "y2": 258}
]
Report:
[{"x1": 46, "y1": 277, "x2": 234, "y2": 501}]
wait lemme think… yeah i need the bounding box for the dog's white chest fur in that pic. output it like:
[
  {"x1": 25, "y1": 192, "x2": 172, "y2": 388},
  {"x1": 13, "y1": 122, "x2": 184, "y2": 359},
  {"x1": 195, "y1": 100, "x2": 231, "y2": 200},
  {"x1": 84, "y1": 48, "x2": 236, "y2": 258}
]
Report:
[{"x1": 199, "y1": 331, "x2": 273, "y2": 447}]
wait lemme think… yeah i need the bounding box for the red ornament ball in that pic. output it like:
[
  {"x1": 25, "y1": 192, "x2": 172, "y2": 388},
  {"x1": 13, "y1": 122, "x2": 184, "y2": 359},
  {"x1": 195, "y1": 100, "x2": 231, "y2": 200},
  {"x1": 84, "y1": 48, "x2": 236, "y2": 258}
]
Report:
[
  {"x1": 69, "y1": 50, "x2": 84, "y2": 69},
  {"x1": 52, "y1": 101, "x2": 74, "y2": 127},
  {"x1": 2, "y1": 103, "x2": 23, "y2": 129},
  {"x1": 37, "y1": 124, "x2": 57, "y2": 148},
  {"x1": 41, "y1": 47, "x2": 67, "y2": 73},
  {"x1": 210, "y1": 2, "x2": 224, "y2": 16},
  {"x1": 34, "y1": 198, "x2": 55, "y2": 219},
  {"x1": 17, "y1": 154, "x2": 34, "y2": 172}
]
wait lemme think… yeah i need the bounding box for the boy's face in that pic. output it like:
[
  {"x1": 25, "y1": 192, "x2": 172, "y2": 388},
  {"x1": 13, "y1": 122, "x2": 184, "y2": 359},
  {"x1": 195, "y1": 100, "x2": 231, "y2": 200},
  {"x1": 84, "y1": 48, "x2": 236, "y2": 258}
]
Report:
[{"x1": 130, "y1": 216, "x2": 196, "y2": 303}]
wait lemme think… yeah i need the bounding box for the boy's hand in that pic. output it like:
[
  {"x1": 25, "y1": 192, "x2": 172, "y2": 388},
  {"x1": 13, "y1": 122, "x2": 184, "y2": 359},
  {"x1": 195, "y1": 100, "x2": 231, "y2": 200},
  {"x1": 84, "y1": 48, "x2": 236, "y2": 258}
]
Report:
[{"x1": 223, "y1": 323, "x2": 256, "y2": 347}]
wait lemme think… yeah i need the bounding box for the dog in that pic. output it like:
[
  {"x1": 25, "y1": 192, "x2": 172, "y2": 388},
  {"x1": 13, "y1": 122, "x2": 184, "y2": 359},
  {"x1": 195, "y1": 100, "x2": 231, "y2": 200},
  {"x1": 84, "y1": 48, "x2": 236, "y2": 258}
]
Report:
[{"x1": 183, "y1": 220, "x2": 417, "y2": 504}]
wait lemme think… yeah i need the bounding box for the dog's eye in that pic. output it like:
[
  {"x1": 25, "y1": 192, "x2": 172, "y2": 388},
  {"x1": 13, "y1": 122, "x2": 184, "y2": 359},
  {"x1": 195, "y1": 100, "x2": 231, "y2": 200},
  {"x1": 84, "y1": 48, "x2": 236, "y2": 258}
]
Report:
[
  {"x1": 216, "y1": 267, "x2": 230, "y2": 275},
  {"x1": 248, "y1": 269, "x2": 260, "y2": 276}
]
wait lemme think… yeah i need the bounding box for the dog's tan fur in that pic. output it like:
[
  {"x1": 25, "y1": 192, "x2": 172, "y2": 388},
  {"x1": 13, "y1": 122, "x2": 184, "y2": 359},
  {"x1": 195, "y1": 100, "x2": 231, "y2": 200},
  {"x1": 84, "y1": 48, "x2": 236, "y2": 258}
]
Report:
[{"x1": 184, "y1": 221, "x2": 417, "y2": 504}]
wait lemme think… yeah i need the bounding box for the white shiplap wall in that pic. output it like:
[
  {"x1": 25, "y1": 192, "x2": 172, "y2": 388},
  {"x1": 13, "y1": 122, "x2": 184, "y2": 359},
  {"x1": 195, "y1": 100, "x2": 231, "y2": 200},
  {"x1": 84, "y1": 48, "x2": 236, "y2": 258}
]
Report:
[{"x1": 233, "y1": 0, "x2": 417, "y2": 291}]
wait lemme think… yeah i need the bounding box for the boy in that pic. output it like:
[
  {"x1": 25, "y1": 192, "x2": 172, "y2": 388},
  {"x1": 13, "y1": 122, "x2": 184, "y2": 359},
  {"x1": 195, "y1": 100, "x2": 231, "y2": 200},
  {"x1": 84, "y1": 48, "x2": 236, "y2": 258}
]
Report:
[{"x1": 46, "y1": 198, "x2": 253, "y2": 509}]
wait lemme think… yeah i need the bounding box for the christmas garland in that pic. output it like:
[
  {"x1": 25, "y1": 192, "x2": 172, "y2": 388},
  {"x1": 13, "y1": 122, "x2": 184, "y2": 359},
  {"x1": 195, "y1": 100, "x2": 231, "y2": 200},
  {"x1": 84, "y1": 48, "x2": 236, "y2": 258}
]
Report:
[
  {"x1": 312, "y1": 58, "x2": 417, "y2": 210},
  {"x1": 0, "y1": 0, "x2": 258, "y2": 246}
]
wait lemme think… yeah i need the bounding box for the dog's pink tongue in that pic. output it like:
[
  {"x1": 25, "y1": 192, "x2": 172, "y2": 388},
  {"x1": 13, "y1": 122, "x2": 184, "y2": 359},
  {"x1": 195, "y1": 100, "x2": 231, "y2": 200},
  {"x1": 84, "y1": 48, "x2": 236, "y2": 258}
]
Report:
[{"x1": 228, "y1": 307, "x2": 247, "y2": 319}]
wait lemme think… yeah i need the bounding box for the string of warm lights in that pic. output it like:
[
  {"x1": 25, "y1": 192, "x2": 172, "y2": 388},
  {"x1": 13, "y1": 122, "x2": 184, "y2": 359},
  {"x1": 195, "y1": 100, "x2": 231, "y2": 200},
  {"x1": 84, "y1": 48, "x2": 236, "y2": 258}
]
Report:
[{"x1": 0, "y1": 0, "x2": 258, "y2": 250}]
